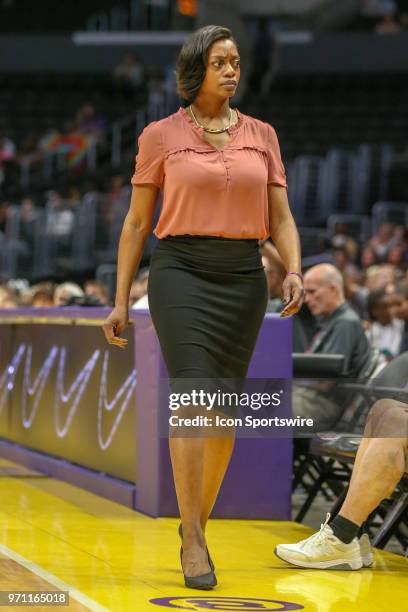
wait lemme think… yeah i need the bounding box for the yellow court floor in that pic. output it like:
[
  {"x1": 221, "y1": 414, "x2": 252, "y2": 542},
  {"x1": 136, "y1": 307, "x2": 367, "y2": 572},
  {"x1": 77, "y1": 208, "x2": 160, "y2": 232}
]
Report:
[{"x1": 0, "y1": 458, "x2": 407, "y2": 612}]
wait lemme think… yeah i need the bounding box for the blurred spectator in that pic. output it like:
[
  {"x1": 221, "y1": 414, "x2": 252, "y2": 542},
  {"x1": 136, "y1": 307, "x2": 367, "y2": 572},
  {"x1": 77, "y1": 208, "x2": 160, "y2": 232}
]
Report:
[
  {"x1": 392, "y1": 223, "x2": 406, "y2": 243},
  {"x1": 387, "y1": 243, "x2": 407, "y2": 269},
  {"x1": 147, "y1": 68, "x2": 165, "y2": 109},
  {"x1": 261, "y1": 242, "x2": 286, "y2": 300},
  {"x1": 0, "y1": 284, "x2": 19, "y2": 308},
  {"x1": 365, "y1": 287, "x2": 404, "y2": 358},
  {"x1": 360, "y1": 245, "x2": 378, "y2": 269},
  {"x1": 45, "y1": 191, "x2": 75, "y2": 244},
  {"x1": 0, "y1": 135, "x2": 16, "y2": 161},
  {"x1": 389, "y1": 283, "x2": 408, "y2": 352},
  {"x1": 375, "y1": 10, "x2": 401, "y2": 32},
  {"x1": 332, "y1": 244, "x2": 360, "y2": 280},
  {"x1": 64, "y1": 186, "x2": 82, "y2": 210},
  {"x1": 130, "y1": 268, "x2": 149, "y2": 307},
  {"x1": 75, "y1": 104, "x2": 106, "y2": 140},
  {"x1": 100, "y1": 174, "x2": 130, "y2": 246},
  {"x1": 19, "y1": 197, "x2": 39, "y2": 250},
  {"x1": 113, "y1": 53, "x2": 145, "y2": 93},
  {"x1": 0, "y1": 136, "x2": 16, "y2": 191},
  {"x1": 107, "y1": 175, "x2": 127, "y2": 209},
  {"x1": 15, "y1": 281, "x2": 52, "y2": 306},
  {"x1": 330, "y1": 224, "x2": 359, "y2": 262},
  {"x1": 54, "y1": 282, "x2": 84, "y2": 306},
  {"x1": 19, "y1": 134, "x2": 38, "y2": 157},
  {"x1": 343, "y1": 275, "x2": 369, "y2": 320},
  {"x1": 84, "y1": 279, "x2": 110, "y2": 306},
  {"x1": 367, "y1": 222, "x2": 397, "y2": 261},
  {"x1": 0, "y1": 294, "x2": 18, "y2": 308},
  {"x1": 132, "y1": 293, "x2": 149, "y2": 309},
  {"x1": 364, "y1": 263, "x2": 400, "y2": 291},
  {"x1": 31, "y1": 289, "x2": 55, "y2": 308},
  {"x1": 0, "y1": 200, "x2": 9, "y2": 233},
  {"x1": 39, "y1": 115, "x2": 100, "y2": 171}
]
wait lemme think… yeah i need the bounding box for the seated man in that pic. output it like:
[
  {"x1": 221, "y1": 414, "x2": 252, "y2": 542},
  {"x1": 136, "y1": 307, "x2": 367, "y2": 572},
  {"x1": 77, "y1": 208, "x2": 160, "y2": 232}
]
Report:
[
  {"x1": 293, "y1": 263, "x2": 371, "y2": 432},
  {"x1": 276, "y1": 398, "x2": 408, "y2": 569}
]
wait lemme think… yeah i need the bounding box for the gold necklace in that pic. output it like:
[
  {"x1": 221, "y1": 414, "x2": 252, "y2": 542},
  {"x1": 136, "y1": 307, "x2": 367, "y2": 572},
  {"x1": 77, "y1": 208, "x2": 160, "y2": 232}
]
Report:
[{"x1": 189, "y1": 105, "x2": 234, "y2": 134}]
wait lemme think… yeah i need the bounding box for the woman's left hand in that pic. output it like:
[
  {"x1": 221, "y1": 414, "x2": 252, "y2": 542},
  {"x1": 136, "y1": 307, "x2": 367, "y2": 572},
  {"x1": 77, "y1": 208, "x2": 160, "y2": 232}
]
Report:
[{"x1": 280, "y1": 274, "x2": 305, "y2": 318}]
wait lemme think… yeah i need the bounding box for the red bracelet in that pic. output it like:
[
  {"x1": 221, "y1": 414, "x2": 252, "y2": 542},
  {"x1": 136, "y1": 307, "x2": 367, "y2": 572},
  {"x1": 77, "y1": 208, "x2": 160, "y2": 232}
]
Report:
[{"x1": 286, "y1": 271, "x2": 303, "y2": 282}]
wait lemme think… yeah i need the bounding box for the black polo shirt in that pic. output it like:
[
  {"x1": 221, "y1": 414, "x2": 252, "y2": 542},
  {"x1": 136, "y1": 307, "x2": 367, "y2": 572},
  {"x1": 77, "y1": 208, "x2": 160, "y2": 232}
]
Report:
[{"x1": 309, "y1": 302, "x2": 370, "y2": 379}]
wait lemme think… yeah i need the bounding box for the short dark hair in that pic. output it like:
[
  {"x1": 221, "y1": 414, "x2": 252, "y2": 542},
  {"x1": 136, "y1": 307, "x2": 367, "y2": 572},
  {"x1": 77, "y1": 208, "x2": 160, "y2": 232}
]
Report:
[
  {"x1": 176, "y1": 25, "x2": 238, "y2": 106},
  {"x1": 367, "y1": 287, "x2": 387, "y2": 320}
]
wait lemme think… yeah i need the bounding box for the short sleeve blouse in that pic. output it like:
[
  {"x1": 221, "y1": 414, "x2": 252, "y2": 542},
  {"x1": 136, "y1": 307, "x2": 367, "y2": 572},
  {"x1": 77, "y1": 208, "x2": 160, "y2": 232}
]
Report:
[{"x1": 131, "y1": 107, "x2": 287, "y2": 239}]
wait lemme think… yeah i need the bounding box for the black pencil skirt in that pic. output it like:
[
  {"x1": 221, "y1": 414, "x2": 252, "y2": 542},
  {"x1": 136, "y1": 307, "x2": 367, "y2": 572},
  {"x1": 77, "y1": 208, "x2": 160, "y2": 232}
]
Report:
[{"x1": 148, "y1": 235, "x2": 268, "y2": 388}]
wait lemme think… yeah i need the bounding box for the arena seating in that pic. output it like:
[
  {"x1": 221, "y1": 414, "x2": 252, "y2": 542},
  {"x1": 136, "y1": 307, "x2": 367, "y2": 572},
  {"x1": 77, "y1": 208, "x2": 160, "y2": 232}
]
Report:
[
  {"x1": 1, "y1": 191, "x2": 406, "y2": 283},
  {"x1": 2, "y1": 71, "x2": 407, "y2": 226},
  {"x1": 254, "y1": 73, "x2": 408, "y2": 158},
  {"x1": 0, "y1": 186, "x2": 159, "y2": 281},
  {"x1": 0, "y1": 72, "x2": 145, "y2": 148},
  {"x1": 247, "y1": 72, "x2": 408, "y2": 224}
]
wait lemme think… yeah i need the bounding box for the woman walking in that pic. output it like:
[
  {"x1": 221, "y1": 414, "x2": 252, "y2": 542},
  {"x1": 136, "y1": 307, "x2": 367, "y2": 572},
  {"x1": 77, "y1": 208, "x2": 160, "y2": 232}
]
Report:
[{"x1": 103, "y1": 25, "x2": 304, "y2": 590}]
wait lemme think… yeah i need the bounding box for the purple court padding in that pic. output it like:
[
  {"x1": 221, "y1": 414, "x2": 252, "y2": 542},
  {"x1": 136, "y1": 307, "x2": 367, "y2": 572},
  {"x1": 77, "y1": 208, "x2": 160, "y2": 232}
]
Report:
[
  {"x1": 134, "y1": 311, "x2": 293, "y2": 519},
  {"x1": 0, "y1": 308, "x2": 292, "y2": 519}
]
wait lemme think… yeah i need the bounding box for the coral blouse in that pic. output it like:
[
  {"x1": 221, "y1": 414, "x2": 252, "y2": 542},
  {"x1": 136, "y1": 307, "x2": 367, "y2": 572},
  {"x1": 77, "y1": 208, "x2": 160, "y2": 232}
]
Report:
[{"x1": 131, "y1": 107, "x2": 287, "y2": 239}]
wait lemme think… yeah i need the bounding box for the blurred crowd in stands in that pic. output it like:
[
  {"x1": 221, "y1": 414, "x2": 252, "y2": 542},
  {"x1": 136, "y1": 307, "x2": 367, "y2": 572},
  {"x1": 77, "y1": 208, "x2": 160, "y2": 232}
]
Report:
[
  {"x1": 112, "y1": 52, "x2": 174, "y2": 107},
  {"x1": 0, "y1": 53, "x2": 177, "y2": 194},
  {"x1": 0, "y1": 213, "x2": 407, "y2": 362},
  {"x1": 0, "y1": 270, "x2": 148, "y2": 310},
  {"x1": 0, "y1": 102, "x2": 107, "y2": 190},
  {"x1": 261, "y1": 220, "x2": 408, "y2": 361}
]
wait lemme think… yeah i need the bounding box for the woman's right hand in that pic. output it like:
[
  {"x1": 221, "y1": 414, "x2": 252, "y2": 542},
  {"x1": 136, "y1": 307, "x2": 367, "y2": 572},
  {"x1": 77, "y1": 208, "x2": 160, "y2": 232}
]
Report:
[{"x1": 102, "y1": 305, "x2": 129, "y2": 349}]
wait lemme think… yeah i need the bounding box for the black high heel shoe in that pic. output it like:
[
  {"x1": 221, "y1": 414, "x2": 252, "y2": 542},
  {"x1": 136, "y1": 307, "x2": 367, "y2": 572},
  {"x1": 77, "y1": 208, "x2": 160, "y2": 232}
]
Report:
[
  {"x1": 179, "y1": 544, "x2": 217, "y2": 590},
  {"x1": 178, "y1": 523, "x2": 215, "y2": 571}
]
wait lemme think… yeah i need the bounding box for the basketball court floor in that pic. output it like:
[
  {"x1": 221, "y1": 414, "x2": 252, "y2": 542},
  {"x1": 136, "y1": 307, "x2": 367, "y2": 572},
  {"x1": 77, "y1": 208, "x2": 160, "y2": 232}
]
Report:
[{"x1": 0, "y1": 458, "x2": 406, "y2": 611}]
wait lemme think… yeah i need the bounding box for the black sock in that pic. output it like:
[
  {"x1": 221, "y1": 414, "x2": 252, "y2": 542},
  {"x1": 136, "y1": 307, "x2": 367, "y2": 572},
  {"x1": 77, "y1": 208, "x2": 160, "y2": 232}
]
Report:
[
  {"x1": 329, "y1": 515, "x2": 360, "y2": 544},
  {"x1": 358, "y1": 522, "x2": 366, "y2": 538}
]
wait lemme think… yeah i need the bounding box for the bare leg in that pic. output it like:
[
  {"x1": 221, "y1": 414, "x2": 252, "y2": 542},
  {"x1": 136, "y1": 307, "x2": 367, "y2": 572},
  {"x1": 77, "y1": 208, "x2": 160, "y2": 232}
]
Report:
[
  {"x1": 169, "y1": 413, "x2": 236, "y2": 575},
  {"x1": 169, "y1": 436, "x2": 210, "y2": 577},
  {"x1": 339, "y1": 437, "x2": 406, "y2": 525},
  {"x1": 338, "y1": 399, "x2": 408, "y2": 526},
  {"x1": 200, "y1": 435, "x2": 235, "y2": 530},
  {"x1": 345, "y1": 436, "x2": 370, "y2": 491}
]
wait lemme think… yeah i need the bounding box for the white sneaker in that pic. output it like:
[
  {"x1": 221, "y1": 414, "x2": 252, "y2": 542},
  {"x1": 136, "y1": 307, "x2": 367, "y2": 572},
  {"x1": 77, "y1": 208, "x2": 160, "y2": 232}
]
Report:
[
  {"x1": 359, "y1": 533, "x2": 375, "y2": 568},
  {"x1": 275, "y1": 513, "x2": 363, "y2": 570}
]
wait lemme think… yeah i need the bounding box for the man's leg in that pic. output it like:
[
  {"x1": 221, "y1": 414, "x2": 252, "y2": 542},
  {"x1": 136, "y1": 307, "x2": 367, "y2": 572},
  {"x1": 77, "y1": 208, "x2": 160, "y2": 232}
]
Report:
[
  {"x1": 330, "y1": 399, "x2": 408, "y2": 537},
  {"x1": 275, "y1": 399, "x2": 408, "y2": 570}
]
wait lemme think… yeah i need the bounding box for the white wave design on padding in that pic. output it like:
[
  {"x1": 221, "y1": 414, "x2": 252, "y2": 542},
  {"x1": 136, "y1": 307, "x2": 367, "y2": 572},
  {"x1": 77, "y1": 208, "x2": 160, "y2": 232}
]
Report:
[
  {"x1": 55, "y1": 347, "x2": 101, "y2": 438},
  {"x1": 22, "y1": 345, "x2": 59, "y2": 428},
  {"x1": 97, "y1": 350, "x2": 137, "y2": 451},
  {"x1": 0, "y1": 344, "x2": 26, "y2": 417}
]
